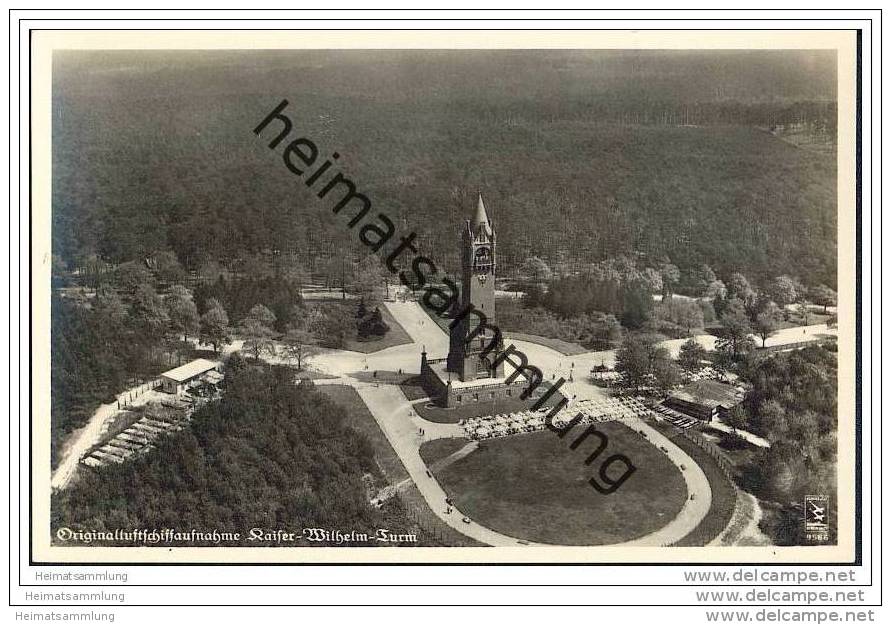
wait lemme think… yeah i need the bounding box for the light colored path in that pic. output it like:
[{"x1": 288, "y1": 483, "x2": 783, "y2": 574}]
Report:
[
  {"x1": 760, "y1": 323, "x2": 836, "y2": 348},
  {"x1": 52, "y1": 340, "x2": 243, "y2": 491},
  {"x1": 784, "y1": 302, "x2": 837, "y2": 315},
  {"x1": 352, "y1": 380, "x2": 528, "y2": 546},
  {"x1": 384, "y1": 300, "x2": 451, "y2": 354},
  {"x1": 249, "y1": 299, "x2": 789, "y2": 545},
  {"x1": 307, "y1": 302, "x2": 439, "y2": 379},
  {"x1": 427, "y1": 441, "x2": 480, "y2": 473},
  {"x1": 706, "y1": 420, "x2": 771, "y2": 448},
  {"x1": 338, "y1": 301, "x2": 712, "y2": 547},
  {"x1": 51, "y1": 383, "x2": 162, "y2": 490},
  {"x1": 615, "y1": 418, "x2": 711, "y2": 546},
  {"x1": 348, "y1": 371, "x2": 710, "y2": 547},
  {"x1": 306, "y1": 309, "x2": 834, "y2": 385},
  {"x1": 710, "y1": 490, "x2": 772, "y2": 547},
  {"x1": 301, "y1": 287, "x2": 358, "y2": 300},
  {"x1": 375, "y1": 438, "x2": 477, "y2": 505},
  {"x1": 658, "y1": 323, "x2": 834, "y2": 359}
]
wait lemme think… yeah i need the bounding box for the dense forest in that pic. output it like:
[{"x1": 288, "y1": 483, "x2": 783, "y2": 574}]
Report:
[
  {"x1": 51, "y1": 292, "x2": 164, "y2": 466},
  {"x1": 52, "y1": 50, "x2": 837, "y2": 288},
  {"x1": 734, "y1": 345, "x2": 839, "y2": 545},
  {"x1": 50, "y1": 266, "x2": 305, "y2": 467},
  {"x1": 50, "y1": 259, "x2": 400, "y2": 467},
  {"x1": 52, "y1": 359, "x2": 431, "y2": 546}
]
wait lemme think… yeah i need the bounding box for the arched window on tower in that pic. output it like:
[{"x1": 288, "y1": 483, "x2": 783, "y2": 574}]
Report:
[{"x1": 473, "y1": 246, "x2": 492, "y2": 273}]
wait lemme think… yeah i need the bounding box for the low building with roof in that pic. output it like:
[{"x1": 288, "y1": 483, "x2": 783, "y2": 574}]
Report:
[
  {"x1": 663, "y1": 379, "x2": 746, "y2": 422},
  {"x1": 160, "y1": 358, "x2": 222, "y2": 395}
]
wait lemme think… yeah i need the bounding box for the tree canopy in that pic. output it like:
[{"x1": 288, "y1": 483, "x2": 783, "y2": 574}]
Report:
[
  {"x1": 53, "y1": 50, "x2": 837, "y2": 288},
  {"x1": 737, "y1": 345, "x2": 838, "y2": 545},
  {"x1": 52, "y1": 361, "x2": 431, "y2": 546}
]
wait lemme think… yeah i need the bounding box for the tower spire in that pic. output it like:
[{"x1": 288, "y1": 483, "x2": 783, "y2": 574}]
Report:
[
  {"x1": 474, "y1": 192, "x2": 489, "y2": 226},
  {"x1": 472, "y1": 193, "x2": 492, "y2": 237}
]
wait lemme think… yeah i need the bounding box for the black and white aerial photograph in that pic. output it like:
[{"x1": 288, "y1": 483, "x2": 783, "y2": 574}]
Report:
[{"x1": 36, "y1": 32, "x2": 858, "y2": 564}]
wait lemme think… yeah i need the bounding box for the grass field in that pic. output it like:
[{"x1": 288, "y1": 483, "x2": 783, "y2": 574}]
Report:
[
  {"x1": 431, "y1": 425, "x2": 687, "y2": 545},
  {"x1": 347, "y1": 370, "x2": 414, "y2": 385},
  {"x1": 504, "y1": 332, "x2": 589, "y2": 356},
  {"x1": 398, "y1": 375, "x2": 430, "y2": 401},
  {"x1": 309, "y1": 301, "x2": 414, "y2": 353},
  {"x1": 777, "y1": 311, "x2": 833, "y2": 329},
  {"x1": 418, "y1": 296, "x2": 454, "y2": 334},
  {"x1": 294, "y1": 369, "x2": 339, "y2": 381},
  {"x1": 317, "y1": 384, "x2": 485, "y2": 547},
  {"x1": 419, "y1": 439, "x2": 472, "y2": 467},
  {"x1": 701, "y1": 425, "x2": 760, "y2": 470},
  {"x1": 318, "y1": 385, "x2": 409, "y2": 484}
]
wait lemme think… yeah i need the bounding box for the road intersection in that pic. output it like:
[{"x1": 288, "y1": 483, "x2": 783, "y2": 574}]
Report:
[
  {"x1": 311, "y1": 300, "x2": 714, "y2": 547},
  {"x1": 307, "y1": 300, "x2": 835, "y2": 547},
  {"x1": 53, "y1": 296, "x2": 835, "y2": 547}
]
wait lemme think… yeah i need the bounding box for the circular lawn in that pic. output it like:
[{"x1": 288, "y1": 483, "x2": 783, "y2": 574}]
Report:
[{"x1": 425, "y1": 423, "x2": 688, "y2": 545}]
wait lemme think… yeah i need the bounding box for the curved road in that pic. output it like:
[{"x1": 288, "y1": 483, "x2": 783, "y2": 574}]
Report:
[
  {"x1": 296, "y1": 302, "x2": 832, "y2": 547},
  {"x1": 310, "y1": 300, "x2": 712, "y2": 547}
]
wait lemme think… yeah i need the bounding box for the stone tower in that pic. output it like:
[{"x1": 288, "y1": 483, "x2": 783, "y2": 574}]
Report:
[{"x1": 446, "y1": 194, "x2": 505, "y2": 381}]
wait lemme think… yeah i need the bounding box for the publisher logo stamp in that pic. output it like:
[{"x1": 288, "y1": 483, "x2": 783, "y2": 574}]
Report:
[{"x1": 804, "y1": 495, "x2": 830, "y2": 543}]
